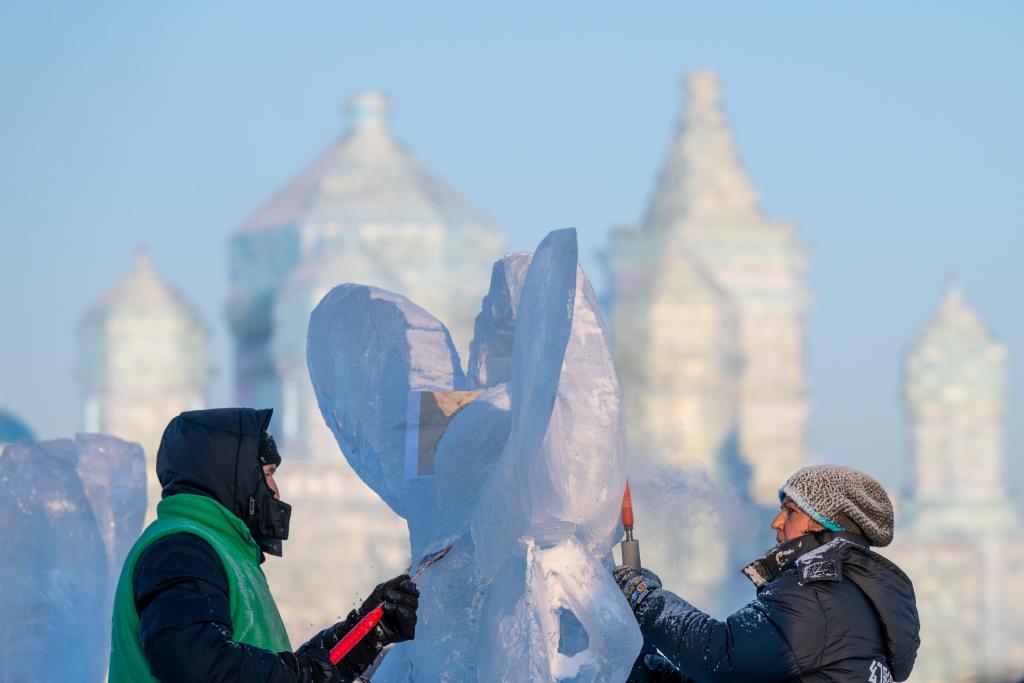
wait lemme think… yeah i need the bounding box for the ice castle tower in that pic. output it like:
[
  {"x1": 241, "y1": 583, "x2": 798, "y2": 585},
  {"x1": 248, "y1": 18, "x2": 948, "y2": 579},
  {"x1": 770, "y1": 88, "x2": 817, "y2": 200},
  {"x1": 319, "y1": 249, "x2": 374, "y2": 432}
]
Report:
[
  {"x1": 608, "y1": 235, "x2": 741, "y2": 480},
  {"x1": 226, "y1": 92, "x2": 505, "y2": 640},
  {"x1": 903, "y1": 280, "x2": 1011, "y2": 518},
  {"x1": 607, "y1": 230, "x2": 748, "y2": 612},
  {"x1": 227, "y1": 91, "x2": 506, "y2": 455},
  {"x1": 888, "y1": 280, "x2": 1024, "y2": 682},
  {"x1": 78, "y1": 249, "x2": 209, "y2": 517},
  {"x1": 78, "y1": 249, "x2": 209, "y2": 460},
  {"x1": 609, "y1": 71, "x2": 810, "y2": 508}
]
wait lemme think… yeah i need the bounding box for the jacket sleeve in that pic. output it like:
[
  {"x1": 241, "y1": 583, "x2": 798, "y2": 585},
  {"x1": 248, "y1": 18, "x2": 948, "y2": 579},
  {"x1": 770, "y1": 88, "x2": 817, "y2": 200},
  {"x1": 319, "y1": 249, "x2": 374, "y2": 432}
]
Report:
[
  {"x1": 634, "y1": 587, "x2": 807, "y2": 683},
  {"x1": 134, "y1": 533, "x2": 298, "y2": 683}
]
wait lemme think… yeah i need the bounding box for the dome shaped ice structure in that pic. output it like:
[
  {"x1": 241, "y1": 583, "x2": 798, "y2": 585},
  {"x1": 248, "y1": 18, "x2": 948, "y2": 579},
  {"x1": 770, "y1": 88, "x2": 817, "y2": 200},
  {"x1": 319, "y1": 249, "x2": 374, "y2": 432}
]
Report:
[
  {"x1": 0, "y1": 410, "x2": 34, "y2": 446},
  {"x1": 228, "y1": 92, "x2": 506, "y2": 416}
]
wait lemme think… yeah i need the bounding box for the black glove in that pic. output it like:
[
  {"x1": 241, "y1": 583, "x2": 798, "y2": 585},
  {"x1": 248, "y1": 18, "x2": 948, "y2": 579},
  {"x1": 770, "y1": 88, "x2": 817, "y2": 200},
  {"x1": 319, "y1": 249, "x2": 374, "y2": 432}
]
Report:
[
  {"x1": 614, "y1": 565, "x2": 662, "y2": 612},
  {"x1": 295, "y1": 610, "x2": 383, "y2": 680},
  {"x1": 641, "y1": 654, "x2": 690, "y2": 682},
  {"x1": 361, "y1": 573, "x2": 420, "y2": 644},
  {"x1": 627, "y1": 638, "x2": 691, "y2": 683},
  {"x1": 280, "y1": 649, "x2": 347, "y2": 683},
  {"x1": 292, "y1": 573, "x2": 420, "y2": 682}
]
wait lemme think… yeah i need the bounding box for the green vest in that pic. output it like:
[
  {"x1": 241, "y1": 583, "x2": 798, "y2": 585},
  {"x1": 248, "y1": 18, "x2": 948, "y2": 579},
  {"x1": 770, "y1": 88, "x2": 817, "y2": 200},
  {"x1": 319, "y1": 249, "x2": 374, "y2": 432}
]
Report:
[{"x1": 108, "y1": 493, "x2": 292, "y2": 682}]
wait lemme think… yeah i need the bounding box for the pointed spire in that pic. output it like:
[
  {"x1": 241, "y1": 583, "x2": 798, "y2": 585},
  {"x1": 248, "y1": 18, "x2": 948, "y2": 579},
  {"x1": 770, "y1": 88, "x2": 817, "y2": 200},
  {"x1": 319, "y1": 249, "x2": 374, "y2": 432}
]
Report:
[
  {"x1": 130, "y1": 246, "x2": 157, "y2": 278},
  {"x1": 341, "y1": 91, "x2": 398, "y2": 158},
  {"x1": 79, "y1": 246, "x2": 210, "y2": 397},
  {"x1": 945, "y1": 268, "x2": 961, "y2": 291},
  {"x1": 84, "y1": 247, "x2": 202, "y2": 324},
  {"x1": 344, "y1": 91, "x2": 391, "y2": 132},
  {"x1": 906, "y1": 277, "x2": 1006, "y2": 425},
  {"x1": 644, "y1": 70, "x2": 762, "y2": 231},
  {"x1": 122, "y1": 246, "x2": 174, "y2": 303},
  {"x1": 927, "y1": 277, "x2": 992, "y2": 346}
]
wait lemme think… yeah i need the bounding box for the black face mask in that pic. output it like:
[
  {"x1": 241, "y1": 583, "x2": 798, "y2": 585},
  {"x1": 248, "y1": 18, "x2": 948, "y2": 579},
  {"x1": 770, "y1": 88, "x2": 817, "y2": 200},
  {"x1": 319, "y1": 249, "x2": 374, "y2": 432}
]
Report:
[
  {"x1": 249, "y1": 484, "x2": 291, "y2": 557},
  {"x1": 248, "y1": 430, "x2": 291, "y2": 557}
]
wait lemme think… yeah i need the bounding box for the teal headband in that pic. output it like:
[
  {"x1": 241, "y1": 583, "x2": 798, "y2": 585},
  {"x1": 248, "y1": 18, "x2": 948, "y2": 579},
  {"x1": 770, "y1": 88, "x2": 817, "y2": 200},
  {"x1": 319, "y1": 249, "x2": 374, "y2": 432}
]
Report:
[{"x1": 779, "y1": 488, "x2": 845, "y2": 533}]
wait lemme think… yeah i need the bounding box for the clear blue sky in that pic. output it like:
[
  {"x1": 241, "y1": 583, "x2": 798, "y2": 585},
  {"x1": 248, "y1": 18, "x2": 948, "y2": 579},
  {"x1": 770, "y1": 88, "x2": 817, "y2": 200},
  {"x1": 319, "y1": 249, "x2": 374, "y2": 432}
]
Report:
[{"x1": 2, "y1": 3, "x2": 1022, "y2": 496}]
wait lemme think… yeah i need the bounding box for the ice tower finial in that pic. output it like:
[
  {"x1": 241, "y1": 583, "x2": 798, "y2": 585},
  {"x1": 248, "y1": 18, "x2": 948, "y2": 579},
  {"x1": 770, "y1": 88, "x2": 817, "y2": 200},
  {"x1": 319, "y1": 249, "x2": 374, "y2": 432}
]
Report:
[
  {"x1": 131, "y1": 246, "x2": 154, "y2": 275},
  {"x1": 645, "y1": 69, "x2": 762, "y2": 230},
  {"x1": 338, "y1": 91, "x2": 398, "y2": 159},
  {"x1": 944, "y1": 269, "x2": 962, "y2": 297},
  {"x1": 344, "y1": 91, "x2": 391, "y2": 132},
  {"x1": 685, "y1": 70, "x2": 721, "y2": 113}
]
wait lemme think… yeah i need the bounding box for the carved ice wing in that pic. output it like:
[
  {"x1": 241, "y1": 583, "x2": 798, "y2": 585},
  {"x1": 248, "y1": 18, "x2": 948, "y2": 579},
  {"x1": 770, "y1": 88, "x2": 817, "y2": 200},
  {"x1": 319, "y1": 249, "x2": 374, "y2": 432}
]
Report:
[
  {"x1": 307, "y1": 284, "x2": 466, "y2": 518},
  {"x1": 467, "y1": 252, "x2": 533, "y2": 389},
  {"x1": 471, "y1": 228, "x2": 628, "y2": 576},
  {"x1": 547, "y1": 268, "x2": 627, "y2": 553}
]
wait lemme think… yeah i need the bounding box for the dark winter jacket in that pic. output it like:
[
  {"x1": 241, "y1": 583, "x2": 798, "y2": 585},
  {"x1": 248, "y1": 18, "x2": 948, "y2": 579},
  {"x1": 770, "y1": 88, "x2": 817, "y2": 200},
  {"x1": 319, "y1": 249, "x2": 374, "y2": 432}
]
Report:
[
  {"x1": 122, "y1": 408, "x2": 367, "y2": 682},
  {"x1": 134, "y1": 533, "x2": 364, "y2": 681},
  {"x1": 635, "y1": 531, "x2": 920, "y2": 683}
]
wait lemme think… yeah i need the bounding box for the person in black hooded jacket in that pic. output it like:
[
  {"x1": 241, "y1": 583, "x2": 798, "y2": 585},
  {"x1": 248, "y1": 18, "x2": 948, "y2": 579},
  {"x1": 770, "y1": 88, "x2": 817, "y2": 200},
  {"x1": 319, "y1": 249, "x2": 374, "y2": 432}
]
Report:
[
  {"x1": 110, "y1": 407, "x2": 419, "y2": 682},
  {"x1": 615, "y1": 464, "x2": 921, "y2": 683}
]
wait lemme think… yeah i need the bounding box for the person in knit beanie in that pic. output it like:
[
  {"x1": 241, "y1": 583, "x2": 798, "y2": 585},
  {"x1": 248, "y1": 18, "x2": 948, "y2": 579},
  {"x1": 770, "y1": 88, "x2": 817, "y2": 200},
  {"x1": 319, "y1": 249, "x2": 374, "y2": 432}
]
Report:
[
  {"x1": 616, "y1": 464, "x2": 920, "y2": 683},
  {"x1": 779, "y1": 464, "x2": 894, "y2": 547}
]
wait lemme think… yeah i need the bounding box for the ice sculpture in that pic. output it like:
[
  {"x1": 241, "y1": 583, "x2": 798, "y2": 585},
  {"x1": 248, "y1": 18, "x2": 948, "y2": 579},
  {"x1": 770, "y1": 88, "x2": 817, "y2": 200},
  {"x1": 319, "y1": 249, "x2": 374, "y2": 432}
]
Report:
[
  {"x1": 0, "y1": 435, "x2": 146, "y2": 682},
  {"x1": 308, "y1": 228, "x2": 642, "y2": 681},
  {"x1": 75, "y1": 434, "x2": 148, "y2": 668},
  {"x1": 0, "y1": 435, "x2": 145, "y2": 682}
]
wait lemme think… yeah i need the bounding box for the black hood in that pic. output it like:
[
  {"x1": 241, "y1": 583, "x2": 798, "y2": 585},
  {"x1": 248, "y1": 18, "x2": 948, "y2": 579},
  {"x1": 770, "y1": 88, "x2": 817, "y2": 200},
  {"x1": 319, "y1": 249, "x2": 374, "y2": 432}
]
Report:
[
  {"x1": 156, "y1": 407, "x2": 291, "y2": 557},
  {"x1": 783, "y1": 533, "x2": 921, "y2": 681},
  {"x1": 837, "y1": 543, "x2": 921, "y2": 680},
  {"x1": 745, "y1": 532, "x2": 921, "y2": 680}
]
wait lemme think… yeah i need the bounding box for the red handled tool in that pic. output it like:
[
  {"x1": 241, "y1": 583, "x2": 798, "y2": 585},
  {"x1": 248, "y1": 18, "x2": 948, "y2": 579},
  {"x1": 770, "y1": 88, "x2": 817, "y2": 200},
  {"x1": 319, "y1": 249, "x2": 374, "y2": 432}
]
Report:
[
  {"x1": 329, "y1": 543, "x2": 453, "y2": 665},
  {"x1": 330, "y1": 604, "x2": 384, "y2": 665}
]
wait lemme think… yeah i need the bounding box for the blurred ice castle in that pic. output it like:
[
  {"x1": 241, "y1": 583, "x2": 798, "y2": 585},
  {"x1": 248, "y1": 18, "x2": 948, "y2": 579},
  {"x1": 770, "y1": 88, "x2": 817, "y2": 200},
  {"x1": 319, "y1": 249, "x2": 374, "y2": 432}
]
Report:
[
  {"x1": 610, "y1": 72, "x2": 810, "y2": 506},
  {"x1": 225, "y1": 91, "x2": 505, "y2": 636},
  {"x1": 77, "y1": 248, "x2": 210, "y2": 517},
  {"x1": 889, "y1": 282, "x2": 1024, "y2": 682},
  {"x1": 65, "y1": 75, "x2": 1024, "y2": 680},
  {"x1": 605, "y1": 72, "x2": 1024, "y2": 680},
  {"x1": 78, "y1": 248, "x2": 210, "y2": 455},
  {"x1": 606, "y1": 71, "x2": 810, "y2": 614}
]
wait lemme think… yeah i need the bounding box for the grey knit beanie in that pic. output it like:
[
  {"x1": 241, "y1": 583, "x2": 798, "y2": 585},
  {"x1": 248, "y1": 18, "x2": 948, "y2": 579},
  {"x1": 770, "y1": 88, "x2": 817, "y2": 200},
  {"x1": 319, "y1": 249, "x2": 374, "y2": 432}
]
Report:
[{"x1": 779, "y1": 464, "x2": 894, "y2": 547}]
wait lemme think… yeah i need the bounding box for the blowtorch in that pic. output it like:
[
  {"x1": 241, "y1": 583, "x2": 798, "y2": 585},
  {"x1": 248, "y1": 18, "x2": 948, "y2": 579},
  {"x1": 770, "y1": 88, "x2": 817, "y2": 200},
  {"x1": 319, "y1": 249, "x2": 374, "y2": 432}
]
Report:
[{"x1": 620, "y1": 480, "x2": 641, "y2": 570}]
